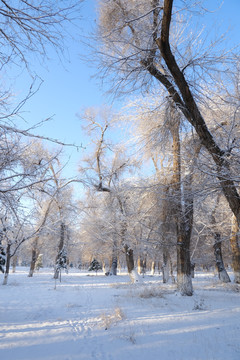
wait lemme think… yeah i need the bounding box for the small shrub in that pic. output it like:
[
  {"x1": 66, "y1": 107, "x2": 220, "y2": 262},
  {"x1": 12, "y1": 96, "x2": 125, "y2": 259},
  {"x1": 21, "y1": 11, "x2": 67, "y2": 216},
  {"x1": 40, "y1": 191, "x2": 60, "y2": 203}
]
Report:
[
  {"x1": 193, "y1": 298, "x2": 206, "y2": 311},
  {"x1": 99, "y1": 307, "x2": 125, "y2": 330},
  {"x1": 137, "y1": 285, "x2": 164, "y2": 299}
]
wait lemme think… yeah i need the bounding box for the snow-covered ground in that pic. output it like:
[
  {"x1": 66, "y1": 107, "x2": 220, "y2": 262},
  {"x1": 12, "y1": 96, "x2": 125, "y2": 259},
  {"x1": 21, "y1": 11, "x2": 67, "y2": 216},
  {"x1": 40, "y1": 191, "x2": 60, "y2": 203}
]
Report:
[{"x1": 0, "y1": 268, "x2": 239, "y2": 360}]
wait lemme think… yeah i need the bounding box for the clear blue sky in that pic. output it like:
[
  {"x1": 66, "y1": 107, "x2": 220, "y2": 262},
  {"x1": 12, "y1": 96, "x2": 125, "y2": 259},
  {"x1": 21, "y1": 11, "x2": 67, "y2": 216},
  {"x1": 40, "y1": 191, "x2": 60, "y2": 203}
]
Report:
[{"x1": 8, "y1": 0, "x2": 240, "y2": 180}]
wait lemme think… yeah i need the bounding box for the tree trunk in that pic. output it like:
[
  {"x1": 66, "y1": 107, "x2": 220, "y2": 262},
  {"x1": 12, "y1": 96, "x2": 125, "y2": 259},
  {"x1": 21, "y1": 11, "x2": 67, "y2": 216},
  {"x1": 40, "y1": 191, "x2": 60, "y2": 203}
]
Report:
[
  {"x1": 54, "y1": 221, "x2": 65, "y2": 279},
  {"x1": 3, "y1": 244, "x2": 11, "y2": 285},
  {"x1": 151, "y1": 261, "x2": 156, "y2": 275},
  {"x1": 110, "y1": 256, "x2": 117, "y2": 275},
  {"x1": 210, "y1": 195, "x2": 231, "y2": 283},
  {"x1": 162, "y1": 248, "x2": 170, "y2": 283},
  {"x1": 171, "y1": 109, "x2": 193, "y2": 296},
  {"x1": 213, "y1": 235, "x2": 231, "y2": 283},
  {"x1": 28, "y1": 237, "x2": 39, "y2": 277},
  {"x1": 28, "y1": 249, "x2": 38, "y2": 277},
  {"x1": 190, "y1": 262, "x2": 195, "y2": 278},
  {"x1": 12, "y1": 256, "x2": 18, "y2": 273},
  {"x1": 124, "y1": 244, "x2": 141, "y2": 283},
  {"x1": 176, "y1": 173, "x2": 194, "y2": 295},
  {"x1": 110, "y1": 239, "x2": 118, "y2": 275},
  {"x1": 125, "y1": 245, "x2": 134, "y2": 272},
  {"x1": 177, "y1": 233, "x2": 193, "y2": 296},
  {"x1": 230, "y1": 215, "x2": 240, "y2": 283},
  {"x1": 137, "y1": 255, "x2": 146, "y2": 277}
]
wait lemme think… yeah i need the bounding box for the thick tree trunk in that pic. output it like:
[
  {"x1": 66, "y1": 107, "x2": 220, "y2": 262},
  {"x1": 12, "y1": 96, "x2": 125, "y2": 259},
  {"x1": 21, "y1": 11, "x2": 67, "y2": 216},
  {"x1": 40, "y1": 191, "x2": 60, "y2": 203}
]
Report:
[
  {"x1": 176, "y1": 173, "x2": 194, "y2": 295},
  {"x1": 177, "y1": 240, "x2": 192, "y2": 296},
  {"x1": 230, "y1": 216, "x2": 240, "y2": 283},
  {"x1": 3, "y1": 244, "x2": 11, "y2": 285},
  {"x1": 124, "y1": 244, "x2": 141, "y2": 283},
  {"x1": 171, "y1": 111, "x2": 193, "y2": 295},
  {"x1": 213, "y1": 235, "x2": 231, "y2": 283}
]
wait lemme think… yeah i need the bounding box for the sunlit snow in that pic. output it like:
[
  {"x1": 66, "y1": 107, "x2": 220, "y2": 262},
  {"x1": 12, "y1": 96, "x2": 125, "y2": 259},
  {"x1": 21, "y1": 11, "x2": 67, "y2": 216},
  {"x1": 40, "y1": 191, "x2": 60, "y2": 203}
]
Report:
[{"x1": 0, "y1": 268, "x2": 239, "y2": 360}]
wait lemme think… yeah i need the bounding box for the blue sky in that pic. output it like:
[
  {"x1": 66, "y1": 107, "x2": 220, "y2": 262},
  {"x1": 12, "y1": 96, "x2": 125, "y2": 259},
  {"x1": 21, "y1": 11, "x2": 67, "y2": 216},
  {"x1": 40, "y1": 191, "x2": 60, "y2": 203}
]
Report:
[{"x1": 8, "y1": 0, "x2": 240, "y2": 181}]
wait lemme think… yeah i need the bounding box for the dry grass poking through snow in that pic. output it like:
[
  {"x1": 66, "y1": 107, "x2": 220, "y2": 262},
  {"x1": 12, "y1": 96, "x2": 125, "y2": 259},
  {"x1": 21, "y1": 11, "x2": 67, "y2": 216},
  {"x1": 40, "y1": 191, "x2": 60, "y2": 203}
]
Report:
[
  {"x1": 136, "y1": 285, "x2": 165, "y2": 299},
  {"x1": 99, "y1": 307, "x2": 125, "y2": 330}
]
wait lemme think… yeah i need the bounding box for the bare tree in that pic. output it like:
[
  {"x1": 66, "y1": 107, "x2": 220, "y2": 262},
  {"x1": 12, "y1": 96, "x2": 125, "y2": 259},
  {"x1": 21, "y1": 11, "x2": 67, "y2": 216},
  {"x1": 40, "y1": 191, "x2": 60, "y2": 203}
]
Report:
[
  {"x1": 79, "y1": 107, "x2": 143, "y2": 281},
  {"x1": 0, "y1": 0, "x2": 83, "y2": 70},
  {"x1": 94, "y1": 0, "x2": 240, "y2": 287}
]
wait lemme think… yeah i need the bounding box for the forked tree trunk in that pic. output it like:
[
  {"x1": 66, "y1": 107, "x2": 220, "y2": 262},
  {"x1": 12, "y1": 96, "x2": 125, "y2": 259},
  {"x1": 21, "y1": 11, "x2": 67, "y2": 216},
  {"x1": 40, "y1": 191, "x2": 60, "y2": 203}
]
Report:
[
  {"x1": 230, "y1": 215, "x2": 240, "y2": 283},
  {"x1": 213, "y1": 235, "x2": 231, "y2": 283},
  {"x1": 3, "y1": 244, "x2": 11, "y2": 285}
]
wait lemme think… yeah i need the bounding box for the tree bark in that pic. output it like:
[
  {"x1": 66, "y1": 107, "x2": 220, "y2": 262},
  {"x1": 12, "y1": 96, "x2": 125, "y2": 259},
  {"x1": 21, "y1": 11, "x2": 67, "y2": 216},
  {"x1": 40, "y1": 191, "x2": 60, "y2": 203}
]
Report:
[
  {"x1": 210, "y1": 196, "x2": 230, "y2": 282},
  {"x1": 54, "y1": 221, "x2": 65, "y2": 279},
  {"x1": 110, "y1": 256, "x2": 118, "y2": 275},
  {"x1": 230, "y1": 215, "x2": 240, "y2": 283},
  {"x1": 124, "y1": 244, "x2": 141, "y2": 283},
  {"x1": 28, "y1": 237, "x2": 39, "y2": 277},
  {"x1": 170, "y1": 108, "x2": 193, "y2": 295},
  {"x1": 213, "y1": 235, "x2": 231, "y2": 283},
  {"x1": 151, "y1": 261, "x2": 156, "y2": 275},
  {"x1": 162, "y1": 248, "x2": 170, "y2": 283},
  {"x1": 3, "y1": 244, "x2": 11, "y2": 285},
  {"x1": 137, "y1": 255, "x2": 146, "y2": 277},
  {"x1": 12, "y1": 256, "x2": 17, "y2": 273}
]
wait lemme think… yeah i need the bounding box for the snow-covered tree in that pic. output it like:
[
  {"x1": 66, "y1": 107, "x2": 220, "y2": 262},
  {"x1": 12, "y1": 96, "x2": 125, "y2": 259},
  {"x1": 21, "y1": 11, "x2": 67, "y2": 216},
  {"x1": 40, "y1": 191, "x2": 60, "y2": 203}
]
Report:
[
  {"x1": 93, "y1": 0, "x2": 240, "y2": 290},
  {"x1": 88, "y1": 258, "x2": 102, "y2": 274}
]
